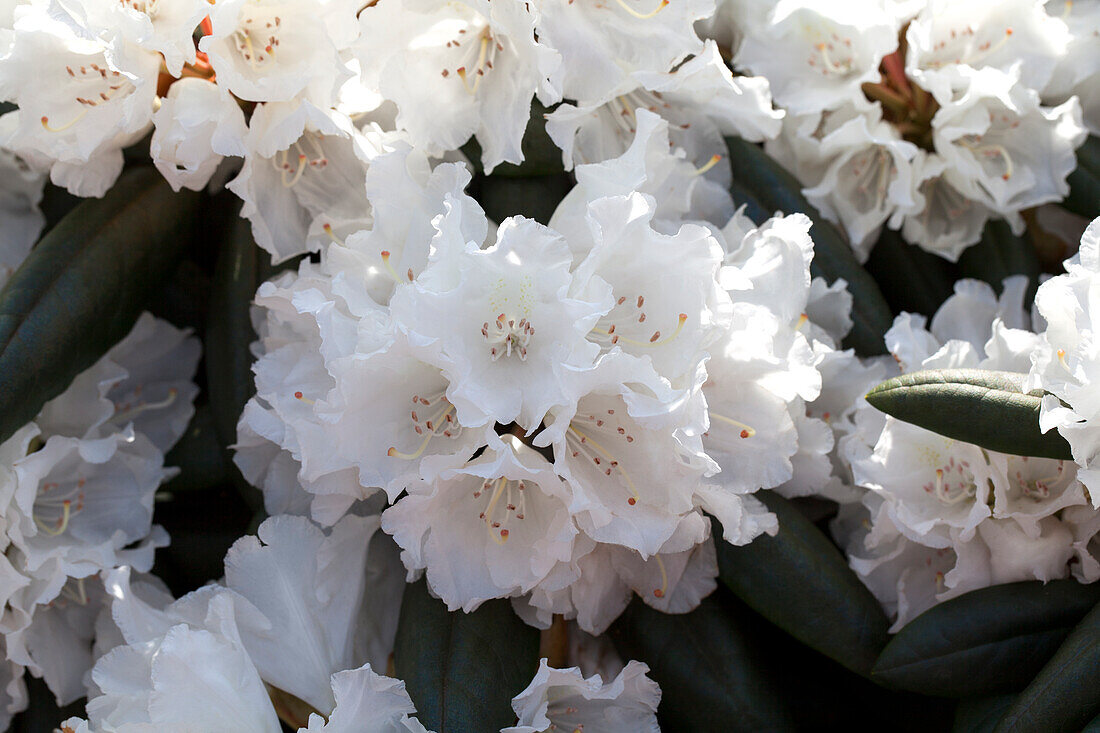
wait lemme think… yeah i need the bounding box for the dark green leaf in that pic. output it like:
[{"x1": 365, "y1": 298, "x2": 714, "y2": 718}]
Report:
[
  {"x1": 1064, "y1": 136, "x2": 1099, "y2": 221},
  {"x1": 461, "y1": 101, "x2": 565, "y2": 177},
  {"x1": 727, "y1": 178, "x2": 772, "y2": 226},
  {"x1": 873, "y1": 580, "x2": 1100, "y2": 697},
  {"x1": 714, "y1": 492, "x2": 890, "y2": 676},
  {"x1": 866, "y1": 228, "x2": 959, "y2": 318},
  {"x1": 0, "y1": 167, "x2": 200, "y2": 445},
  {"x1": 205, "y1": 213, "x2": 268, "y2": 454},
  {"x1": 865, "y1": 369, "x2": 1072, "y2": 460},
  {"x1": 957, "y1": 220, "x2": 1042, "y2": 308},
  {"x1": 724, "y1": 136, "x2": 893, "y2": 355},
  {"x1": 954, "y1": 696, "x2": 1017, "y2": 733},
  {"x1": 162, "y1": 405, "x2": 231, "y2": 494},
  {"x1": 393, "y1": 579, "x2": 539, "y2": 732},
  {"x1": 475, "y1": 173, "x2": 574, "y2": 226},
  {"x1": 608, "y1": 590, "x2": 795, "y2": 731},
  {"x1": 995, "y1": 599, "x2": 1100, "y2": 733}
]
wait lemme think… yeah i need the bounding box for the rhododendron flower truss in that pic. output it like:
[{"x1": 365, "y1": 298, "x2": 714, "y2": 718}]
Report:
[{"x1": 5, "y1": 0, "x2": 1100, "y2": 726}]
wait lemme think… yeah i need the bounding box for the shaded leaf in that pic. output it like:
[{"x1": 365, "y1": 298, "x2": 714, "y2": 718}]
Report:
[
  {"x1": 0, "y1": 167, "x2": 200, "y2": 445},
  {"x1": 866, "y1": 228, "x2": 959, "y2": 318},
  {"x1": 714, "y1": 492, "x2": 890, "y2": 676},
  {"x1": 475, "y1": 173, "x2": 574, "y2": 226},
  {"x1": 953, "y1": 696, "x2": 1017, "y2": 733},
  {"x1": 393, "y1": 579, "x2": 539, "y2": 732},
  {"x1": 1064, "y1": 136, "x2": 1099, "y2": 221},
  {"x1": 957, "y1": 220, "x2": 1041, "y2": 308},
  {"x1": 163, "y1": 405, "x2": 231, "y2": 495},
  {"x1": 995, "y1": 600, "x2": 1100, "y2": 733},
  {"x1": 873, "y1": 580, "x2": 1100, "y2": 697},
  {"x1": 865, "y1": 369, "x2": 1072, "y2": 460},
  {"x1": 724, "y1": 136, "x2": 893, "y2": 355},
  {"x1": 608, "y1": 590, "x2": 795, "y2": 732}
]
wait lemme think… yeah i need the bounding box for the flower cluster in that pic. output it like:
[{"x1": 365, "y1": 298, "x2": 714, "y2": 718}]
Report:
[
  {"x1": 0, "y1": 313, "x2": 199, "y2": 726},
  {"x1": 718, "y1": 0, "x2": 1091, "y2": 260},
  {"x1": 826, "y1": 275, "x2": 1100, "y2": 628},
  {"x1": 234, "y1": 112, "x2": 853, "y2": 635}
]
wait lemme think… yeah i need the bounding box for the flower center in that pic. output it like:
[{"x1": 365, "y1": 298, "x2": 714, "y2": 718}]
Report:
[
  {"x1": 440, "y1": 25, "x2": 500, "y2": 95},
  {"x1": 119, "y1": 0, "x2": 160, "y2": 16},
  {"x1": 34, "y1": 477, "x2": 86, "y2": 537},
  {"x1": 472, "y1": 476, "x2": 527, "y2": 544},
  {"x1": 846, "y1": 146, "x2": 896, "y2": 213},
  {"x1": 41, "y1": 63, "x2": 136, "y2": 132},
  {"x1": 566, "y1": 409, "x2": 642, "y2": 506},
  {"x1": 806, "y1": 31, "x2": 855, "y2": 76},
  {"x1": 483, "y1": 313, "x2": 534, "y2": 361},
  {"x1": 234, "y1": 7, "x2": 282, "y2": 69},
  {"x1": 921, "y1": 456, "x2": 977, "y2": 505},
  {"x1": 270, "y1": 133, "x2": 329, "y2": 187},
  {"x1": 925, "y1": 26, "x2": 1013, "y2": 69},
  {"x1": 112, "y1": 386, "x2": 178, "y2": 426},
  {"x1": 384, "y1": 390, "x2": 463, "y2": 460},
  {"x1": 1009, "y1": 457, "x2": 1074, "y2": 500}
]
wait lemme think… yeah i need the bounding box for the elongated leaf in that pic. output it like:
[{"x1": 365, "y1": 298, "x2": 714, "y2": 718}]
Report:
[
  {"x1": 163, "y1": 406, "x2": 231, "y2": 495},
  {"x1": 0, "y1": 167, "x2": 200, "y2": 445},
  {"x1": 714, "y1": 492, "x2": 890, "y2": 676},
  {"x1": 873, "y1": 580, "x2": 1100, "y2": 697},
  {"x1": 954, "y1": 696, "x2": 1017, "y2": 733},
  {"x1": 609, "y1": 590, "x2": 795, "y2": 731},
  {"x1": 1064, "y1": 136, "x2": 1099, "y2": 221},
  {"x1": 957, "y1": 220, "x2": 1041, "y2": 307},
  {"x1": 866, "y1": 228, "x2": 959, "y2": 318},
  {"x1": 393, "y1": 579, "x2": 539, "y2": 732},
  {"x1": 995, "y1": 600, "x2": 1100, "y2": 733},
  {"x1": 727, "y1": 178, "x2": 772, "y2": 225},
  {"x1": 206, "y1": 214, "x2": 269, "y2": 453},
  {"x1": 866, "y1": 369, "x2": 1072, "y2": 460},
  {"x1": 724, "y1": 136, "x2": 893, "y2": 355}
]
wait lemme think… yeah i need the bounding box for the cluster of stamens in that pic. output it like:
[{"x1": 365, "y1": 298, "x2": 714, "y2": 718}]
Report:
[
  {"x1": 922, "y1": 456, "x2": 977, "y2": 505},
  {"x1": 34, "y1": 477, "x2": 87, "y2": 537},
  {"x1": 271, "y1": 134, "x2": 329, "y2": 188},
  {"x1": 960, "y1": 130, "x2": 1015, "y2": 182},
  {"x1": 1012, "y1": 457, "x2": 1073, "y2": 500},
  {"x1": 119, "y1": 0, "x2": 159, "y2": 15},
  {"x1": 567, "y1": 408, "x2": 641, "y2": 507},
  {"x1": 112, "y1": 386, "x2": 179, "y2": 425},
  {"x1": 41, "y1": 63, "x2": 135, "y2": 132},
  {"x1": 440, "y1": 26, "x2": 501, "y2": 95},
  {"x1": 590, "y1": 293, "x2": 687, "y2": 350},
  {"x1": 848, "y1": 146, "x2": 896, "y2": 212},
  {"x1": 483, "y1": 313, "x2": 534, "y2": 361},
  {"x1": 473, "y1": 476, "x2": 527, "y2": 544},
  {"x1": 234, "y1": 11, "x2": 282, "y2": 69},
  {"x1": 807, "y1": 32, "x2": 855, "y2": 76},
  {"x1": 926, "y1": 25, "x2": 1013, "y2": 69},
  {"x1": 384, "y1": 391, "x2": 462, "y2": 460}
]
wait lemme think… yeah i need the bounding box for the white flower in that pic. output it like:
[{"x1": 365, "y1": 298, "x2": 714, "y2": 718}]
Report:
[
  {"x1": 300, "y1": 664, "x2": 428, "y2": 733},
  {"x1": 800, "y1": 106, "x2": 920, "y2": 258},
  {"x1": 548, "y1": 109, "x2": 735, "y2": 261},
  {"x1": 151, "y1": 78, "x2": 248, "y2": 192},
  {"x1": 546, "y1": 40, "x2": 781, "y2": 172},
  {"x1": 503, "y1": 659, "x2": 660, "y2": 733},
  {"x1": 199, "y1": 0, "x2": 357, "y2": 106},
  {"x1": 1043, "y1": 0, "x2": 1100, "y2": 134},
  {"x1": 354, "y1": 0, "x2": 560, "y2": 171},
  {"x1": 735, "y1": 0, "x2": 899, "y2": 114},
  {"x1": 570, "y1": 192, "x2": 731, "y2": 388},
  {"x1": 389, "y1": 214, "x2": 612, "y2": 431},
  {"x1": 905, "y1": 0, "x2": 1070, "y2": 104},
  {"x1": 534, "y1": 0, "x2": 713, "y2": 103},
  {"x1": 227, "y1": 101, "x2": 390, "y2": 263},
  {"x1": 0, "y1": 2, "x2": 159, "y2": 195},
  {"x1": 899, "y1": 152, "x2": 996, "y2": 260},
  {"x1": 931, "y1": 67, "x2": 1085, "y2": 219},
  {"x1": 224, "y1": 514, "x2": 382, "y2": 713},
  {"x1": 382, "y1": 434, "x2": 576, "y2": 612},
  {"x1": 68, "y1": 0, "x2": 210, "y2": 76},
  {"x1": 1029, "y1": 217, "x2": 1100, "y2": 503}
]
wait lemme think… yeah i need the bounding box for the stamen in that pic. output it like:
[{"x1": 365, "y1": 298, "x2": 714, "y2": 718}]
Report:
[
  {"x1": 378, "y1": 250, "x2": 410, "y2": 284},
  {"x1": 652, "y1": 555, "x2": 668, "y2": 598},
  {"x1": 709, "y1": 412, "x2": 756, "y2": 438},
  {"x1": 693, "y1": 154, "x2": 722, "y2": 176},
  {"x1": 387, "y1": 402, "x2": 457, "y2": 460},
  {"x1": 35, "y1": 499, "x2": 73, "y2": 536},
  {"x1": 41, "y1": 112, "x2": 87, "y2": 132},
  {"x1": 612, "y1": 0, "x2": 668, "y2": 19},
  {"x1": 293, "y1": 391, "x2": 316, "y2": 406},
  {"x1": 322, "y1": 223, "x2": 345, "y2": 247},
  {"x1": 567, "y1": 425, "x2": 641, "y2": 506},
  {"x1": 113, "y1": 388, "x2": 178, "y2": 424}
]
